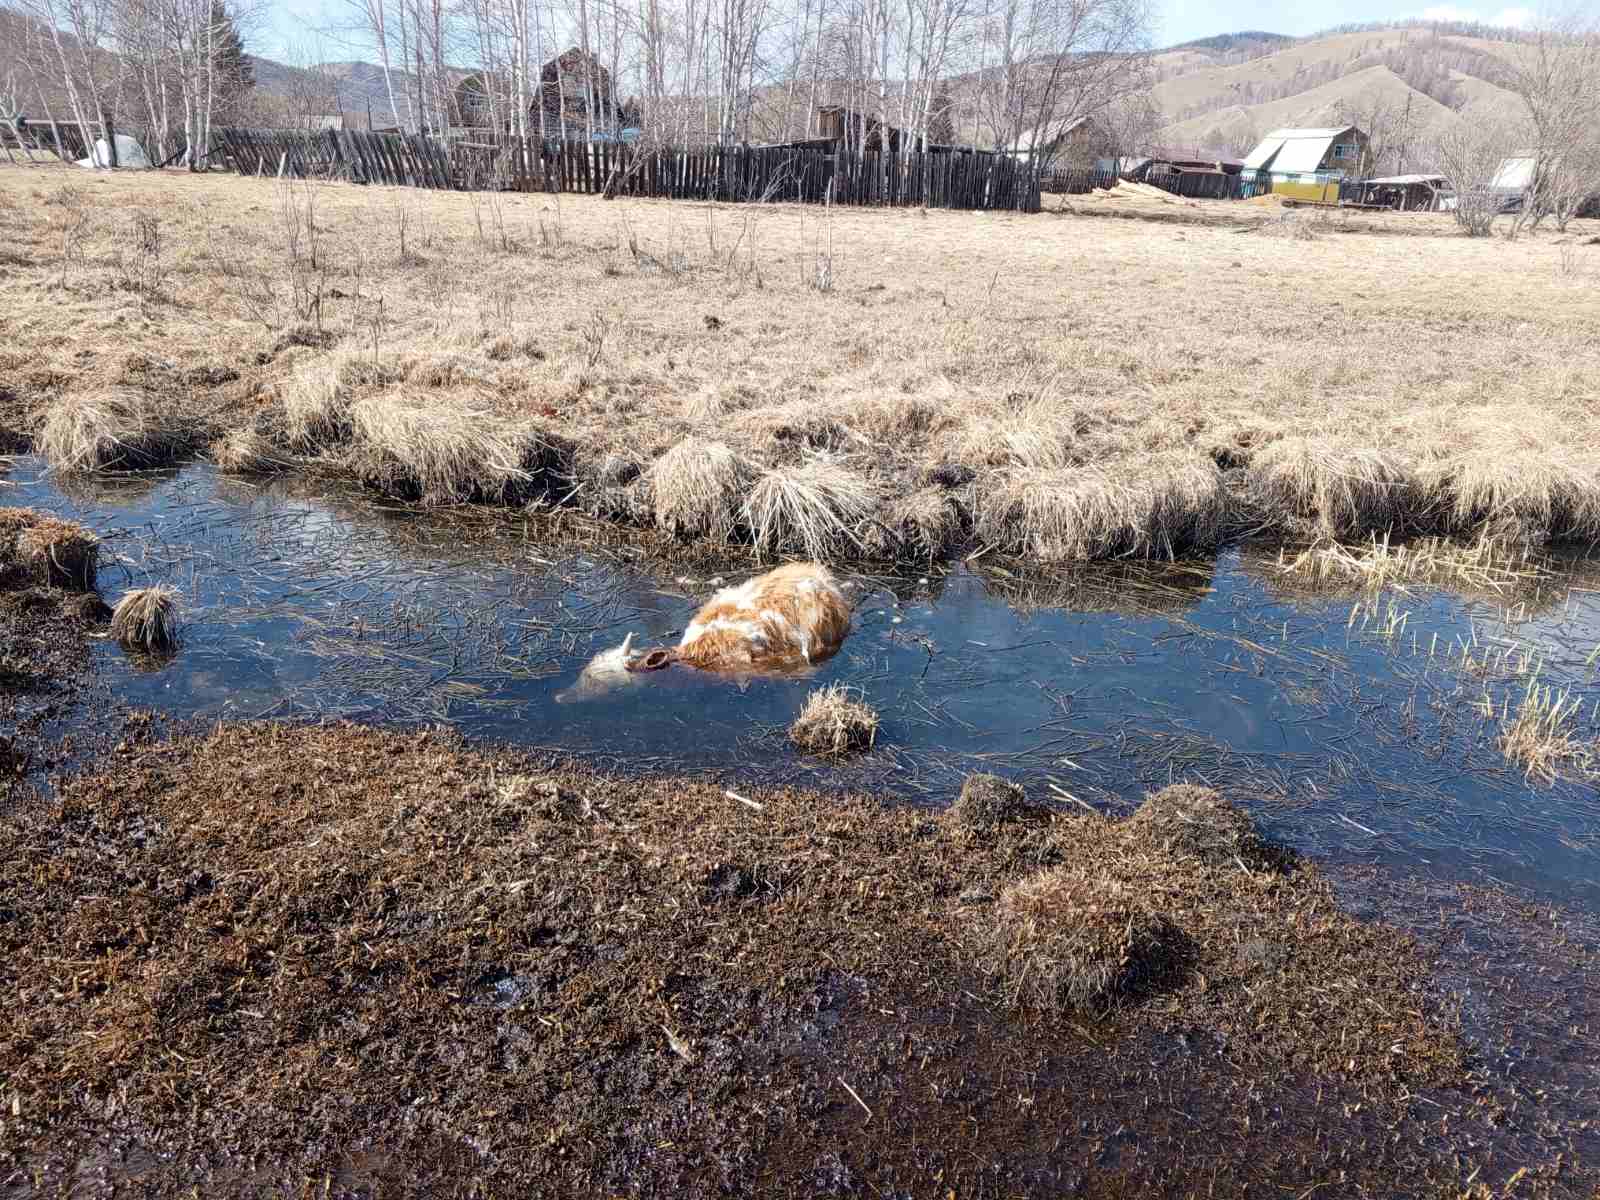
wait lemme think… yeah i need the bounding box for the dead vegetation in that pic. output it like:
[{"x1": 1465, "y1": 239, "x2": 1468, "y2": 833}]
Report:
[
  {"x1": 788, "y1": 684, "x2": 879, "y2": 756},
  {"x1": 110, "y1": 584, "x2": 180, "y2": 654},
  {"x1": 0, "y1": 724, "x2": 1475, "y2": 1196},
  {"x1": 2, "y1": 170, "x2": 1599, "y2": 566},
  {"x1": 985, "y1": 866, "x2": 1180, "y2": 1012},
  {"x1": 0, "y1": 506, "x2": 98, "y2": 590},
  {"x1": 975, "y1": 455, "x2": 1228, "y2": 561},
  {"x1": 1275, "y1": 531, "x2": 1550, "y2": 596},
  {"x1": 1492, "y1": 680, "x2": 1597, "y2": 784},
  {"x1": 36, "y1": 390, "x2": 193, "y2": 473}
]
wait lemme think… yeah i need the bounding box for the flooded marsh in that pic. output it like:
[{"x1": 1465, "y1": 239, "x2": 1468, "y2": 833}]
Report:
[{"x1": 4, "y1": 453, "x2": 1600, "y2": 1197}]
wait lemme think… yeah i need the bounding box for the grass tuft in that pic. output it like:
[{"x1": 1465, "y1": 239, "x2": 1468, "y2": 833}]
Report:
[
  {"x1": 1123, "y1": 785, "x2": 1273, "y2": 870},
  {"x1": 1249, "y1": 438, "x2": 1416, "y2": 537},
  {"x1": 977, "y1": 455, "x2": 1226, "y2": 562},
  {"x1": 211, "y1": 429, "x2": 296, "y2": 475},
  {"x1": 1, "y1": 507, "x2": 99, "y2": 590},
  {"x1": 950, "y1": 773, "x2": 1031, "y2": 831},
  {"x1": 984, "y1": 866, "x2": 1178, "y2": 1013},
  {"x1": 743, "y1": 458, "x2": 879, "y2": 560},
  {"x1": 649, "y1": 438, "x2": 755, "y2": 541},
  {"x1": 36, "y1": 391, "x2": 191, "y2": 473},
  {"x1": 885, "y1": 488, "x2": 967, "y2": 559},
  {"x1": 110, "y1": 585, "x2": 180, "y2": 654},
  {"x1": 1495, "y1": 681, "x2": 1595, "y2": 784},
  {"x1": 788, "y1": 685, "x2": 879, "y2": 757},
  {"x1": 345, "y1": 389, "x2": 565, "y2": 506}
]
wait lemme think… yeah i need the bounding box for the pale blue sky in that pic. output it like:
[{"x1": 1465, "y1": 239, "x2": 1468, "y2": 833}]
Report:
[{"x1": 251, "y1": 0, "x2": 1556, "y2": 67}]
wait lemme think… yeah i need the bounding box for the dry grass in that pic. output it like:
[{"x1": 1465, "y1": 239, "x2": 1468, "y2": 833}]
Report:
[
  {"x1": 1276, "y1": 531, "x2": 1550, "y2": 595},
  {"x1": 985, "y1": 866, "x2": 1178, "y2": 1013},
  {"x1": 0, "y1": 507, "x2": 98, "y2": 590},
  {"x1": 788, "y1": 685, "x2": 879, "y2": 757},
  {"x1": 210, "y1": 428, "x2": 296, "y2": 474},
  {"x1": 2, "y1": 168, "x2": 1598, "y2": 566},
  {"x1": 743, "y1": 457, "x2": 879, "y2": 559},
  {"x1": 1248, "y1": 438, "x2": 1417, "y2": 538},
  {"x1": 950, "y1": 773, "x2": 1032, "y2": 831},
  {"x1": 976, "y1": 455, "x2": 1226, "y2": 561},
  {"x1": 1122, "y1": 785, "x2": 1273, "y2": 870},
  {"x1": 649, "y1": 438, "x2": 754, "y2": 541},
  {"x1": 345, "y1": 388, "x2": 561, "y2": 506},
  {"x1": 1418, "y1": 448, "x2": 1600, "y2": 546},
  {"x1": 110, "y1": 584, "x2": 180, "y2": 654},
  {"x1": 1493, "y1": 680, "x2": 1596, "y2": 784},
  {"x1": 885, "y1": 487, "x2": 967, "y2": 559},
  {"x1": 36, "y1": 390, "x2": 191, "y2": 473}
]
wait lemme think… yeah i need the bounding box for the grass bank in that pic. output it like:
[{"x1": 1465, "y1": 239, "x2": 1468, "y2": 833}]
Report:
[{"x1": 2, "y1": 168, "x2": 1598, "y2": 566}]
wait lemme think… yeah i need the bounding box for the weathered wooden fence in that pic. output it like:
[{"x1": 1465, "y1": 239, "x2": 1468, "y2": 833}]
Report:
[
  {"x1": 1039, "y1": 165, "x2": 1269, "y2": 202},
  {"x1": 210, "y1": 127, "x2": 1041, "y2": 213}
]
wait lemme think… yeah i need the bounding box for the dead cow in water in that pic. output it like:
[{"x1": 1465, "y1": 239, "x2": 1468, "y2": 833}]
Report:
[{"x1": 557, "y1": 562, "x2": 851, "y2": 702}]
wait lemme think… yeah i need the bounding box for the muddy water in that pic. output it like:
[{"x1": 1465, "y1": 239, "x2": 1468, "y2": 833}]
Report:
[{"x1": 8, "y1": 456, "x2": 1600, "y2": 907}]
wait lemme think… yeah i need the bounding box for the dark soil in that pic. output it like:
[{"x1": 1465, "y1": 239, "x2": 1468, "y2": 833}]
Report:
[{"x1": 4, "y1": 722, "x2": 1591, "y2": 1198}]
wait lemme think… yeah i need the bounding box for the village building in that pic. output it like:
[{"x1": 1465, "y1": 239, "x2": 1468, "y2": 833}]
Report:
[
  {"x1": 1241, "y1": 125, "x2": 1370, "y2": 203},
  {"x1": 1005, "y1": 114, "x2": 1110, "y2": 168}
]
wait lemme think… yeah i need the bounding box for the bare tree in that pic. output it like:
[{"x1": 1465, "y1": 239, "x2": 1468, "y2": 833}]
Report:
[
  {"x1": 1502, "y1": 8, "x2": 1600, "y2": 235},
  {"x1": 981, "y1": 0, "x2": 1155, "y2": 169},
  {"x1": 1431, "y1": 118, "x2": 1521, "y2": 237}
]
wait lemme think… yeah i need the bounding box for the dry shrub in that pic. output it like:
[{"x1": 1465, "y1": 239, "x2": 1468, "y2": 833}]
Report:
[
  {"x1": 1418, "y1": 448, "x2": 1600, "y2": 545},
  {"x1": 1, "y1": 507, "x2": 98, "y2": 590},
  {"x1": 36, "y1": 391, "x2": 191, "y2": 473},
  {"x1": 111, "y1": 585, "x2": 180, "y2": 654},
  {"x1": 789, "y1": 685, "x2": 879, "y2": 757},
  {"x1": 985, "y1": 866, "x2": 1177, "y2": 1013},
  {"x1": 346, "y1": 389, "x2": 566, "y2": 506},
  {"x1": 211, "y1": 429, "x2": 295, "y2": 475},
  {"x1": 977, "y1": 455, "x2": 1226, "y2": 562},
  {"x1": 1249, "y1": 438, "x2": 1417, "y2": 537},
  {"x1": 950, "y1": 773, "x2": 1030, "y2": 831},
  {"x1": 1123, "y1": 785, "x2": 1273, "y2": 870},
  {"x1": 650, "y1": 438, "x2": 755, "y2": 541},
  {"x1": 744, "y1": 458, "x2": 879, "y2": 559},
  {"x1": 885, "y1": 488, "x2": 966, "y2": 559}
]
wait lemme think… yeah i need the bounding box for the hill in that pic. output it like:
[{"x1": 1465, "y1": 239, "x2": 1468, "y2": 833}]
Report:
[{"x1": 1148, "y1": 23, "x2": 1533, "y2": 162}]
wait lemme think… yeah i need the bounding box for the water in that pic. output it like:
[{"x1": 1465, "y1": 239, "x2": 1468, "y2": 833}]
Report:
[{"x1": 7, "y1": 457, "x2": 1600, "y2": 907}]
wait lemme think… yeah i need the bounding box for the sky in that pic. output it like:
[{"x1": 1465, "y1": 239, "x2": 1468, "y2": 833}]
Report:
[{"x1": 252, "y1": 0, "x2": 1577, "y2": 67}]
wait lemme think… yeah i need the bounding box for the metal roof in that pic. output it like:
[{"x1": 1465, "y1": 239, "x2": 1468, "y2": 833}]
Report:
[
  {"x1": 1490, "y1": 155, "x2": 1536, "y2": 190},
  {"x1": 1366, "y1": 174, "x2": 1447, "y2": 185},
  {"x1": 1243, "y1": 126, "x2": 1358, "y2": 174}
]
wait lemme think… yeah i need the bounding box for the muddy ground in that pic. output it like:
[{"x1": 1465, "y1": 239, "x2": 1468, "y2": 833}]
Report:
[{"x1": 0, "y1": 716, "x2": 1596, "y2": 1199}]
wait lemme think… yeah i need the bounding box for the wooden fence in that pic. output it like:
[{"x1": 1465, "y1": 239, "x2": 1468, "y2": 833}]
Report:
[{"x1": 210, "y1": 127, "x2": 1041, "y2": 212}]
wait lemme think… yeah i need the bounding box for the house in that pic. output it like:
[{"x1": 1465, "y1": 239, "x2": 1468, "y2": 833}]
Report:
[
  {"x1": 453, "y1": 49, "x2": 616, "y2": 134},
  {"x1": 763, "y1": 105, "x2": 992, "y2": 156},
  {"x1": 1242, "y1": 126, "x2": 1369, "y2": 202},
  {"x1": 1354, "y1": 174, "x2": 1449, "y2": 211},
  {"x1": 1007, "y1": 114, "x2": 1109, "y2": 167}
]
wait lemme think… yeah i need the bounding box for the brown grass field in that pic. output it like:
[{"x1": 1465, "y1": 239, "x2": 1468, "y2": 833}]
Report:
[{"x1": 2, "y1": 165, "x2": 1599, "y2": 563}]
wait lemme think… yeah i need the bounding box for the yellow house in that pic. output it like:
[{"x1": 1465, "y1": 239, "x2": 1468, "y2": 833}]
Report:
[{"x1": 1242, "y1": 126, "x2": 1369, "y2": 203}]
